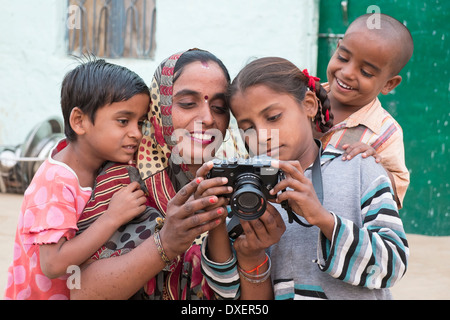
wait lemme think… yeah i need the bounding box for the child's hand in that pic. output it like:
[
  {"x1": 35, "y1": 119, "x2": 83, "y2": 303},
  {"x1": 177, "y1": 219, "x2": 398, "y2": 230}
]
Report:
[
  {"x1": 105, "y1": 181, "x2": 147, "y2": 228},
  {"x1": 270, "y1": 160, "x2": 334, "y2": 239},
  {"x1": 342, "y1": 142, "x2": 382, "y2": 162},
  {"x1": 233, "y1": 204, "x2": 285, "y2": 260}
]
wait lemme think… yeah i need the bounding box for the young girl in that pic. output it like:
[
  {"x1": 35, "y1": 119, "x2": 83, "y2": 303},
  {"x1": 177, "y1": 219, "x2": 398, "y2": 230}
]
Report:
[
  {"x1": 4, "y1": 59, "x2": 150, "y2": 299},
  {"x1": 200, "y1": 57, "x2": 409, "y2": 300}
]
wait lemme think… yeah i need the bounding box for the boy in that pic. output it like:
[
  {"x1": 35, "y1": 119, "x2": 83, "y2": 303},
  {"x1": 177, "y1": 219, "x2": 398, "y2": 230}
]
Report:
[
  {"x1": 320, "y1": 13, "x2": 413, "y2": 208},
  {"x1": 4, "y1": 59, "x2": 150, "y2": 299}
]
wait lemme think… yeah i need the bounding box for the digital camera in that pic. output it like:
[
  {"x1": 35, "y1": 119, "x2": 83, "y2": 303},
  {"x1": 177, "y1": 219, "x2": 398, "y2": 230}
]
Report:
[{"x1": 207, "y1": 156, "x2": 284, "y2": 221}]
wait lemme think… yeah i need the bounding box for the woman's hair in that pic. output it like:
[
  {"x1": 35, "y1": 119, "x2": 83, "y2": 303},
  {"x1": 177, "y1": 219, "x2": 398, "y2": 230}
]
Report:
[
  {"x1": 61, "y1": 56, "x2": 150, "y2": 141},
  {"x1": 173, "y1": 48, "x2": 231, "y2": 84},
  {"x1": 229, "y1": 57, "x2": 333, "y2": 133}
]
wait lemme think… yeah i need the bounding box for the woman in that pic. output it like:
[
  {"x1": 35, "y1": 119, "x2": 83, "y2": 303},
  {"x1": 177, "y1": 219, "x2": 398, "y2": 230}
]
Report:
[{"x1": 71, "y1": 49, "x2": 239, "y2": 300}]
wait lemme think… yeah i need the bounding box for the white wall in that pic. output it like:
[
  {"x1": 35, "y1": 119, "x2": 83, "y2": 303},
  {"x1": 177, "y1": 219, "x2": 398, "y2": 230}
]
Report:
[{"x1": 0, "y1": 0, "x2": 319, "y2": 146}]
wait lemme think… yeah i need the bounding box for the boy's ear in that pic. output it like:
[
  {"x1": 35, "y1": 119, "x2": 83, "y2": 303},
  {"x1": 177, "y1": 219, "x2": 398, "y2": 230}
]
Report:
[
  {"x1": 381, "y1": 75, "x2": 402, "y2": 95},
  {"x1": 69, "y1": 107, "x2": 88, "y2": 136},
  {"x1": 303, "y1": 90, "x2": 319, "y2": 118}
]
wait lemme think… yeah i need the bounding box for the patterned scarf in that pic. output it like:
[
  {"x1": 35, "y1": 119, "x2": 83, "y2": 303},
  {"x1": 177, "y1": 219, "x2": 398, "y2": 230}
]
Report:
[{"x1": 136, "y1": 50, "x2": 190, "y2": 215}]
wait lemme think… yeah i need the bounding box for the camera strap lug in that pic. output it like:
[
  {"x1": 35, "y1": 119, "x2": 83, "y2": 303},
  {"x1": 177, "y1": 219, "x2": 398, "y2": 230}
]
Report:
[{"x1": 284, "y1": 141, "x2": 324, "y2": 227}]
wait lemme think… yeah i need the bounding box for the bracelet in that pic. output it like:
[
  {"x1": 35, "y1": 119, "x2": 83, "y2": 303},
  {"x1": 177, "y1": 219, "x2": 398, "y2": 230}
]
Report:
[
  {"x1": 237, "y1": 254, "x2": 271, "y2": 284},
  {"x1": 238, "y1": 269, "x2": 271, "y2": 284},
  {"x1": 153, "y1": 231, "x2": 172, "y2": 265},
  {"x1": 243, "y1": 254, "x2": 269, "y2": 275}
]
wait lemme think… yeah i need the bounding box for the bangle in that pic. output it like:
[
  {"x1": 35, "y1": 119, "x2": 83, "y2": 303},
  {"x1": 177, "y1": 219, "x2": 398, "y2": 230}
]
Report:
[
  {"x1": 153, "y1": 231, "x2": 172, "y2": 265},
  {"x1": 237, "y1": 253, "x2": 271, "y2": 284},
  {"x1": 239, "y1": 270, "x2": 271, "y2": 284}
]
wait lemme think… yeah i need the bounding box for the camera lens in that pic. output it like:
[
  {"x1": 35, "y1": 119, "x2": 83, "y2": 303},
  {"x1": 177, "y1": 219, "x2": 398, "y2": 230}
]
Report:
[
  {"x1": 237, "y1": 191, "x2": 260, "y2": 209},
  {"x1": 230, "y1": 174, "x2": 266, "y2": 220}
]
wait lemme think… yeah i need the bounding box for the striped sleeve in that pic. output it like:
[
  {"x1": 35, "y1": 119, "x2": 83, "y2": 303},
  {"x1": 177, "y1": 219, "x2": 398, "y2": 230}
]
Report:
[
  {"x1": 200, "y1": 237, "x2": 240, "y2": 300},
  {"x1": 317, "y1": 175, "x2": 409, "y2": 289}
]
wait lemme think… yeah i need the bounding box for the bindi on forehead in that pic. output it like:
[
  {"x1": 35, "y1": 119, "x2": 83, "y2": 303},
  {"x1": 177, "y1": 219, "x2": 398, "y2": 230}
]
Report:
[{"x1": 201, "y1": 61, "x2": 209, "y2": 69}]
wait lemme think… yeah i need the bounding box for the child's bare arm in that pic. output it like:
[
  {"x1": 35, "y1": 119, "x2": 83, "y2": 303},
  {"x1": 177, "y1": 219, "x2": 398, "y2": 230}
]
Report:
[
  {"x1": 39, "y1": 182, "x2": 146, "y2": 278},
  {"x1": 234, "y1": 206, "x2": 285, "y2": 300}
]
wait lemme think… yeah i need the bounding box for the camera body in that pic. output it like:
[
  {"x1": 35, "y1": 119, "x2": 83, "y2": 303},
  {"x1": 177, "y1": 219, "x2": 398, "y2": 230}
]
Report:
[{"x1": 207, "y1": 156, "x2": 284, "y2": 221}]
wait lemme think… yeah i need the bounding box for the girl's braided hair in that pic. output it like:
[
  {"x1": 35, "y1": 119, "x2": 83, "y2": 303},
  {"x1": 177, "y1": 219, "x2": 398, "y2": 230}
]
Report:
[{"x1": 229, "y1": 57, "x2": 333, "y2": 133}]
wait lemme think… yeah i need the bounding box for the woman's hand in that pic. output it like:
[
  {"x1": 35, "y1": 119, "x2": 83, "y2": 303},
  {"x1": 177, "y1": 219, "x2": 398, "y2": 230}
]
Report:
[
  {"x1": 194, "y1": 161, "x2": 231, "y2": 209},
  {"x1": 342, "y1": 142, "x2": 381, "y2": 162},
  {"x1": 270, "y1": 160, "x2": 335, "y2": 240},
  {"x1": 194, "y1": 161, "x2": 233, "y2": 263},
  {"x1": 159, "y1": 177, "x2": 225, "y2": 260}
]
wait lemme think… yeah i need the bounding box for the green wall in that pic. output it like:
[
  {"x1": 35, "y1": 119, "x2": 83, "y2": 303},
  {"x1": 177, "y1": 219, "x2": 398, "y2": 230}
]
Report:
[{"x1": 317, "y1": 0, "x2": 449, "y2": 235}]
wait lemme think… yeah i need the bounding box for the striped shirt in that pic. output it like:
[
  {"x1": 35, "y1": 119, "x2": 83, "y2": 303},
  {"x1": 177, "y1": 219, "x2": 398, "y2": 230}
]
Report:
[
  {"x1": 201, "y1": 145, "x2": 409, "y2": 300},
  {"x1": 319, "y1": 90, "x2": 409, "y2": 209}
]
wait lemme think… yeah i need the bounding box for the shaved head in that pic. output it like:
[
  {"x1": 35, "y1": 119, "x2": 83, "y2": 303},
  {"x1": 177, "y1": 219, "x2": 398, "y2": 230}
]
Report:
[{"x1": 346, "y1": 14, "x2": 414, "y2": 75}]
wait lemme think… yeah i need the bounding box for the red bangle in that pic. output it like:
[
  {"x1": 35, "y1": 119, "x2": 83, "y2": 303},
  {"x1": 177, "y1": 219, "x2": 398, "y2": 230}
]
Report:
[{"x1": 244, "y1": 254, "x2": 269, "y2": 275}]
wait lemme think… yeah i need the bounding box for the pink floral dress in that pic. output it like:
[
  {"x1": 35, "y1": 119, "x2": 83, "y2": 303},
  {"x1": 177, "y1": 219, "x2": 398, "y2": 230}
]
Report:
[{"x1": 4, "y1": 150, "x2": 91, "y2": 300}]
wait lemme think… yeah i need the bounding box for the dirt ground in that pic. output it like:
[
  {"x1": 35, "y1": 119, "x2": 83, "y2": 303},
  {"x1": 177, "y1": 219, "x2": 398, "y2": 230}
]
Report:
[{"x1": 1, "y1": 193, "x2": 449, "y2": 299}]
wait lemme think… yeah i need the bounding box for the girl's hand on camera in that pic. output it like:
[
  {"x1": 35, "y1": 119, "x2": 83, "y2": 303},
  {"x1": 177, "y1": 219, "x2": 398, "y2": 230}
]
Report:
[
  {"x1": 233, "y1": 204, "x2": 285, "y2": 268},
  {"x1": 270, "y1": 160, "x2": 335, "y2": 240}
]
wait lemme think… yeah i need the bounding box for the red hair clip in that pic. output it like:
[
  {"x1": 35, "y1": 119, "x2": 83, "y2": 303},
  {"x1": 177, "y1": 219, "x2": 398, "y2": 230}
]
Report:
[{"x1": 302, "y1": 69, "x2": 320, "y2": 92}]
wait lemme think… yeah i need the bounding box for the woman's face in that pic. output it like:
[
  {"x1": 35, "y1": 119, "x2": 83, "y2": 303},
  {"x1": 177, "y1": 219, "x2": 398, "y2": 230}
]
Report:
[
  {"x1": 171, "y1": 60, "x2": 229, "y2": 166},
  {"x1": 231, "y1": 84, "x2": 317, "y2": 164}
]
